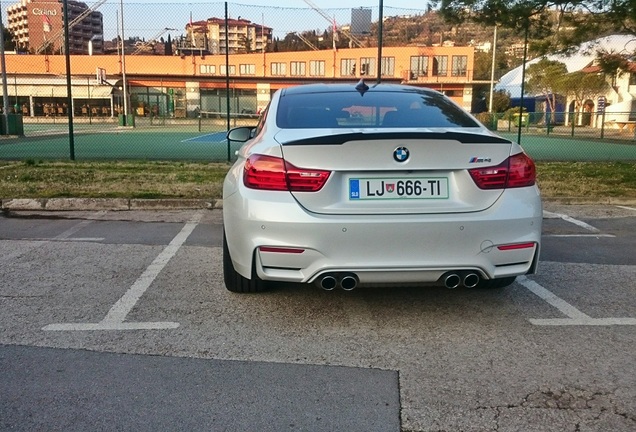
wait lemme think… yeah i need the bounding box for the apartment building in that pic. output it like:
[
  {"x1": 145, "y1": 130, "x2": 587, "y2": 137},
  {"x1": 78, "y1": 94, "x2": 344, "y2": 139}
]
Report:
[
  {"x1": 178, "y1": 17, "x2": 272, "y2": 56},
  {"x1": 5, "y1": 0, "x2": 104, "y2": 55}
]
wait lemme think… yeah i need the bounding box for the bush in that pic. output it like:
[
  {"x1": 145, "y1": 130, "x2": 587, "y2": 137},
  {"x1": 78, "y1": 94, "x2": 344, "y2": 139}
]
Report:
[{"x1": 474, "y1": 112, "x2": 497, "y2": 130}]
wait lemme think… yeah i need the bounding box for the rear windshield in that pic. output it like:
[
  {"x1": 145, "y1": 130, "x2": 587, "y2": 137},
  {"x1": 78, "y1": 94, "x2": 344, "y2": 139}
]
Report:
[{"x1": 276, "y1": 90, "x2": 479, "y2": 129}]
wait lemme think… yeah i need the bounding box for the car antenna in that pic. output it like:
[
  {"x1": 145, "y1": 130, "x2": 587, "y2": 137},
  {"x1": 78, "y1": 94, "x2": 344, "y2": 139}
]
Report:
[{"x1": 355, "y1": 79, "x2": 369, "y2": 95}]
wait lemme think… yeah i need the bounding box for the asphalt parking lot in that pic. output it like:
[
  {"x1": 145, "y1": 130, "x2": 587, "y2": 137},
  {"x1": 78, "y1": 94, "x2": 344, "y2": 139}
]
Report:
[{"x1": 1, "y1": 204, "x2": 635, "y2": 432}]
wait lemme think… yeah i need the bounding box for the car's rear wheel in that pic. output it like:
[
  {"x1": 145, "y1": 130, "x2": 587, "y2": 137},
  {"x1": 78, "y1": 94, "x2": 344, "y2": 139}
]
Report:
[
  {"x1": 476, "y1": 276, "x2": 516, "y2": 289},
  {"x1": 223, "y1": 232, "x2": 267, "y2": 293}
]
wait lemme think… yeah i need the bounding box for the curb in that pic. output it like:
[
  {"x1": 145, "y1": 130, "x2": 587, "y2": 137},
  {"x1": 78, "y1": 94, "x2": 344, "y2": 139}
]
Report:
[
  {"x1": 541, "y1": 197, "x2": 636, "y2": 206},
  {"x1": 2, "y1": 197, "x2": 636, "y2": 212},
  {"x1": 0, "y1": 198, "x2": 223, "y2": 211}
]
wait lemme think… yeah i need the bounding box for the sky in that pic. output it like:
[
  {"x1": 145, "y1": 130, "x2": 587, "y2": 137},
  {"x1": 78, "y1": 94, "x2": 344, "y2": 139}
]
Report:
[{"x1": 98, "y1": 0, "x2": 430, "y2": 41}]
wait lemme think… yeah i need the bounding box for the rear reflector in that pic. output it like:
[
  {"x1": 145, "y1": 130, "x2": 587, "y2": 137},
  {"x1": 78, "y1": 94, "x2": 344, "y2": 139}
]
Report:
[
  {"x1": 244, "y1": 154, "x2": 331, "y2": 192},
  {"x1": 259, "y1": 246, "x2": 305, "y2": 254},
  {"x1": 497, "y1": 242, "x2": 536, "y2": 251},
  {"x1": 469, "y1": 152, "x2": 536, "y2": 189}
]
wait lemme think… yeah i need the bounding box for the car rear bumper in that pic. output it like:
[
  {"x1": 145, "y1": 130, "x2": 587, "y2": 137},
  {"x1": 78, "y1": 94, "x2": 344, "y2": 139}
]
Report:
[{"x1": 223, "y1": 186, "x2": 542, "y2": 285}]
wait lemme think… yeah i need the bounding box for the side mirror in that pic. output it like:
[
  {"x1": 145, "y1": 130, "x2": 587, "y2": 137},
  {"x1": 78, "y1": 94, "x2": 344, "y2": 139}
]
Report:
[{"x1": 227, "y1": 127, "x2": 254, "y2": 142}]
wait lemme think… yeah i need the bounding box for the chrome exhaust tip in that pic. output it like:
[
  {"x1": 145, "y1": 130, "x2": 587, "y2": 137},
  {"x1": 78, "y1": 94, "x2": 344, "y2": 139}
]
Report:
[
  {"x1": 463, "y1": 273, "x2": 480, "y2": 288},
  {"x1": 340, "y1": 275, "x2": 358, "y2": 291},
  {"x1": 444, "y1": 273, "x2": 461, "y2": 289},
  {"x1": 318, "y1": 275, "x2": 338, "y2": 291}
]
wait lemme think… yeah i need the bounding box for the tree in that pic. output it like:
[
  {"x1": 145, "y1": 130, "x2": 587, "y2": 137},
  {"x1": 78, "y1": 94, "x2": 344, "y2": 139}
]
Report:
[
  {"x1": 238, "y1": 34, "x2": 252, "y2": 54},
  {"x1": 2, "y1": 27, "x2": 16, "y2": 51},
  {"x1": 491, "y1": 89, "x2": 511, "y2": 113},
  {"x1": 596, "y1": 50, "x2": 631, "y2": 88},
  {"x1": 560, "y1": 71, "x2": 609, "y2": 124},
  {"x1": 437, "y1": 0, "x2": 636, "y2": 53},
  {"x1": 525, "y1": 58, "x2": 568, "y2": 122},
  {"x1": 473, "y1": 50, "x2": 510, "y2": 81}
]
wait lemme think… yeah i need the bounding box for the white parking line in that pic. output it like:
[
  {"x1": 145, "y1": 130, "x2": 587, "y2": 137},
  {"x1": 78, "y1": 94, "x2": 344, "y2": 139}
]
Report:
[
  {"x1": 518, "y1": 276, "x2": 636, "y2": 326},
  {"x1": 543, "y1": 210, "x2": 600, "y2": 232},
  {"x1": 0, "y1": 214, "x2": 103, "y2": 263},
  {"x1": 28, "y1": 237, "x2": 105, "y2": 242},
  {"x1": 43, "y1": 212, "x2": 203, "y2": 332},
  {"x1": 544, "y1": 234, "x2": 615, "y2": 238},
  {"x1": 616, "y1": 205, "x2": 636, "y2": 212}
]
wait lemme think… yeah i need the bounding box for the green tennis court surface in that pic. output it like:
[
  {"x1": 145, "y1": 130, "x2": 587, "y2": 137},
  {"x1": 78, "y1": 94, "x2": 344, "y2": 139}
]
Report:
[
  {"x1": 1, "y1": 125, "x2": 635, "y2": 161},
  {"x1": 498, "y1": 133, "x2": 636, "y2": 161},
  {"x1": 0, "y1": 126, "x2": 241, "y2": 161}
]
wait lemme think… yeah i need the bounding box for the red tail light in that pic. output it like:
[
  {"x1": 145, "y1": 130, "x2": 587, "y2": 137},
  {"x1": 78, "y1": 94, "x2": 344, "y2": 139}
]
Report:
[
  {"x1": 469, "y1": 152, "x2": 536, "y2": 189},
  {"x1": 243, "y1": 154, "x2": 331, "y2": 192}
]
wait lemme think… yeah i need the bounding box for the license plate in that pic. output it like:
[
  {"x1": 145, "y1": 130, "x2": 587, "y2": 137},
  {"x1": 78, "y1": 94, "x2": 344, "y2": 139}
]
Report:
[{"x1": 349, "y1": 177, "x2": 449, "y2": 200}]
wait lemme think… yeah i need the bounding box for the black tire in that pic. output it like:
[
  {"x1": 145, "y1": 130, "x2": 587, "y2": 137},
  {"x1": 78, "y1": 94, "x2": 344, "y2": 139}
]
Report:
[
  {"x1": 476, "y1": 276, "x2": 516, "y2": 289},
  {"x1": 223, "y1": 232, "x2": 267, "y2": 293}
]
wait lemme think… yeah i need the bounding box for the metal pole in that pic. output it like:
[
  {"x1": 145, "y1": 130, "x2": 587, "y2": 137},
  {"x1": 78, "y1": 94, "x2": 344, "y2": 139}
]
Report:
[
  {"x1": 87, "y1": 77, "x2": 92, "y2": 125},
  {"x1": 517, "y1": 23, "x2": 529, "y2": 145},
  {"x1": 120, "y1": 0, "x2": 129, "y2": 125},
  {"x1": 0, "y1": 0, "x2": 11, "y2": 133},
  {"x1": 488, "y1": 25, "x2": 497, "y2": 113},
  {"x1": 63, "y1": 0, "x2": 75, "y2": 159},
  {"x1": 376, "y1": 0, "x2": 384, "y2": 83},
  {"x1": 225, "y1": 2, "x2": 231, "y2": 162}
]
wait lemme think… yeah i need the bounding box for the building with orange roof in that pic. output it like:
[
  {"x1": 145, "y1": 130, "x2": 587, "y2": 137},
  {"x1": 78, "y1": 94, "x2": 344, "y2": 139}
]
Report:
[{"x1": 1, "y1": 45, "x2": 478, "y2": 119}]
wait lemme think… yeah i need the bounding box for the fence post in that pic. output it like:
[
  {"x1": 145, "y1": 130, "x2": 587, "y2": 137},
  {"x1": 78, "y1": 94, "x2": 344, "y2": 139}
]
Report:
[
  {"x1": 600, "y1": 111, "x2": 605, "y2": 139},
  {"x1": 546, "y1": 114, "x2": 550, "y2": 136},
  {"x1": 571, "y1": 113, "x2": 575, "y2": 137}
]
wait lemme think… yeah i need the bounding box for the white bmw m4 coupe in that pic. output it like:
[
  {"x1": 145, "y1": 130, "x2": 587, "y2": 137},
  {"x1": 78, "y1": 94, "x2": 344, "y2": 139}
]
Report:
[{"x1": 222, "y1": 82, "x2": 542, "y2": 293}]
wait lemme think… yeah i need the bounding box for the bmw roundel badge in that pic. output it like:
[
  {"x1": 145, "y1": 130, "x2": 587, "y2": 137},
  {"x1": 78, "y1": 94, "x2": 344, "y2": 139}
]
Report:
[{"x1": 393, "y1": 146, "x2": 409, "y2": 162}]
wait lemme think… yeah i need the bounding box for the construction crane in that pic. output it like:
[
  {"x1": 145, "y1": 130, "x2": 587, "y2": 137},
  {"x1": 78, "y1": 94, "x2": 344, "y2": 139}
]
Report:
[
  {"x1": 294, "y1": 32, "x2": 319, "y2": 51},
  {"x1": 302, "y1": 0, "x2": 365, "y2": 48},
  {"x1": 36, "y1": 0, "x2": 108, "y2": 54},
  {"x1": 131, "y1": 28, "x2": 176, "y2": 55}
]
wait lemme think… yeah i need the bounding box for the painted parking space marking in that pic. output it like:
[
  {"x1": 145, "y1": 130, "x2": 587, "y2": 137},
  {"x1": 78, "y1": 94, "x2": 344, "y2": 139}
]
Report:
[
  {"x1": 543, "y1": 210, "x2": 600, "y2": 232},
  {"x1": 544, "y1": 234, "x2": 615, "y2": 238},
  {"x1": 0, "y1": 213, "x2": 103, "y2": 263},
  {"x1": 27, "y1": 237, "x2": 105, "y2": 242},
  {"x1": 43, "y1": 212, "x2": 203, "y2": 332},
  {"x1": 616, "y1": 205, "x2": 636, "y2": 212},
  {"x1": 518, "y1": 276, "x2": 636, "y2": 326}
]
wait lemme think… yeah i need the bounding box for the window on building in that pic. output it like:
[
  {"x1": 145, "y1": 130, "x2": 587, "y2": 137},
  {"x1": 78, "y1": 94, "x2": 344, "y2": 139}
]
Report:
[
  {"x1": 629, "y1": 72, "x2": 636, "y2": 86},
  {"x1": 291, "y1": 61, "x2": 306, "y2": 76},
  {"x1": 200, "y1": 65, "x2": 216, "y2": 75},
  {"x1": 381, "y1": 57, "x2": 395, "y2": 76},
  {"x1": 360, "y1": 57, "x2": 376, "y2": 76},
  {"x1": 451, "y1": 56, "x2": 468, "y2": 77},
  {"x1": 410, "y1": 56, "x2": 428, "y2": 79},
  {"x1": 310, "y1": 60, "x2": 325, "y2": 76},
  {"x1": 432, "y1": 56, "x2": 448, "y2": 76},
  {"x1": 220, "y1": 64, "x2": 236, "y2": 75},
  {"x1": 271, "y1": 62, "x2": 287, "y2": 76},
  {"x1": 341, "y1": 58, "x2": 356, "y2": 77},
  {"x1": 443, "y1": 89, "x2": 462, "y2": 97},
  {"x1": 239, "y1": 64, "x2": 255, "y2": 75}
]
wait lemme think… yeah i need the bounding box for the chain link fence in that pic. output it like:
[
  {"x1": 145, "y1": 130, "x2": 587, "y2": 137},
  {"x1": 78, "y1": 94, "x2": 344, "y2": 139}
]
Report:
[{"x1": 1, "y1": 2, "x2": 635, "y2": 162}]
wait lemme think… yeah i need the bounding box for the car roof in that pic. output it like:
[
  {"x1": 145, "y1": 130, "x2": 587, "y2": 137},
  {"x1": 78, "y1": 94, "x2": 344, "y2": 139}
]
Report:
[{"x1": 280, "y1": 82, "x2": 440, "y2": 97}]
